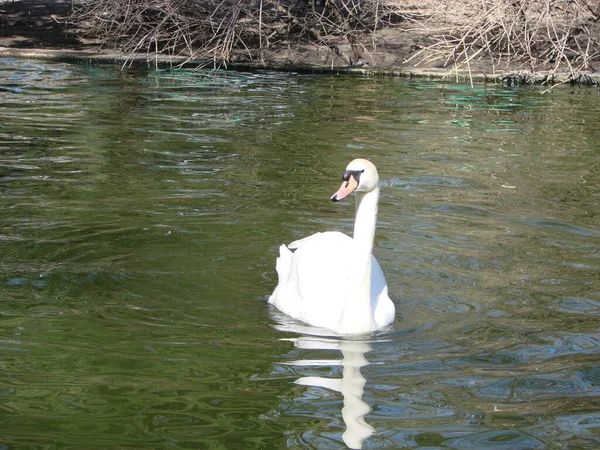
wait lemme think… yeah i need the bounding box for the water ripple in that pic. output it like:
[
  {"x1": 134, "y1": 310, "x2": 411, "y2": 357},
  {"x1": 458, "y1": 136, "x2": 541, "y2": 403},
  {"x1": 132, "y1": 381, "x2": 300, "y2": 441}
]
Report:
[
  {"x1": 446, "y1": 429, "x2": 546, "y2": 449},
  {"x1": 1, "y1": 58, "x2": 599, "y2": 449}
]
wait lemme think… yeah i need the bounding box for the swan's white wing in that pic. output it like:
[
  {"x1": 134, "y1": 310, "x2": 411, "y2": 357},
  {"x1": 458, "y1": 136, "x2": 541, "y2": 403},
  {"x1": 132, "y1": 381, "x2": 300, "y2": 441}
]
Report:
[
  {"x1": 269, "y1": 231, "x2": 395, "y2": 332},
  {"x1": 269, "y1": 231, "x2": 353, "y2": 330},
  {"x1": 370, "y1": 257, "x2": 395, "y2": 328}
]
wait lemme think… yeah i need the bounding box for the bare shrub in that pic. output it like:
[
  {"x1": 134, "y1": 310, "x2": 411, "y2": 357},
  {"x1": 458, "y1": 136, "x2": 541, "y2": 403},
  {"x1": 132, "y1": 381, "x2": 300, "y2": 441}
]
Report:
[
  {"x1": 69, "y1": 0, "x2": 600, "y2": 81},
  {"x1": 69, "y1": 0, "x2": 407, "y2": 67},
  {"x1": 408, "y1": 0, "x2": 600, "y2": 82}
]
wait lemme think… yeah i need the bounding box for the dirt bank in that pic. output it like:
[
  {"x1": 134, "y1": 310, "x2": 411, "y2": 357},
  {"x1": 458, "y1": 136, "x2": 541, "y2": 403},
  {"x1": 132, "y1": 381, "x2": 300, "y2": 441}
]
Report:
[{"x1": 1, "y1": 0, "x2": 599, "y2": 86}]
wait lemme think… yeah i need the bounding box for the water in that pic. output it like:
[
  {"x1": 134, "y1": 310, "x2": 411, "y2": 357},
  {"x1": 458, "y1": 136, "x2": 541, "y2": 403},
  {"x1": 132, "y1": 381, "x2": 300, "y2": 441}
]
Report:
[{"x1": 0, "y1": 58, "x2": 598, "y2": 449}]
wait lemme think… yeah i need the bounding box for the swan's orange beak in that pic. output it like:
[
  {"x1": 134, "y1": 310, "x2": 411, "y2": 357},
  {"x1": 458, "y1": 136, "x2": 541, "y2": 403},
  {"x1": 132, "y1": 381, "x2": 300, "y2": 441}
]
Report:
[{"x1": 331, "y1": 174, "x2": 359, "y2": 202}]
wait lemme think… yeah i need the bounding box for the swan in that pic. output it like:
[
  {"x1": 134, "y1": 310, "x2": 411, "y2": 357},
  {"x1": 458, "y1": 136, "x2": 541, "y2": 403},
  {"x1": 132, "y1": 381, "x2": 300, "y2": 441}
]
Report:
[{"x1": 268, "y1": 159, "x2": 395, "y2": 334}]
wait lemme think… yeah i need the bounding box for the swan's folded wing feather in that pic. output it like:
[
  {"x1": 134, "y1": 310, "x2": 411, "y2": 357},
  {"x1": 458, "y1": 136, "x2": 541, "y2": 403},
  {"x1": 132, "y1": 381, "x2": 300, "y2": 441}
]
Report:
[
  {"x1": 292, "y1": 232, "x2": 352, "y2": 316},
  {"x1": 270, "y1": 231, "x2": 354, "y2": 328},
  {"x1": 268, "y1": 244, "x2": 293, "y2": 305},
  {"x1": 275, "y1": 244, "x2": 292, "y2": 282},
  {"x1": 288, "y1": 232, "x2": 324, "y2": 250},
  {"x1": 289, "y1": 231, "x2": 349, "y2": 250},
  {"x1": 370, "y1": 256, "x2": 396, "y2": 327}
]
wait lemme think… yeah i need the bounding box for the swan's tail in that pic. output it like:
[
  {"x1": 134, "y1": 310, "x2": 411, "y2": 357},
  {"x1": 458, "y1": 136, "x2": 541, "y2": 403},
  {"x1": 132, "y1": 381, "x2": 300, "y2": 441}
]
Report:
[{"x1": 268, "y1": 244, "x2": 293, "y2": 304}]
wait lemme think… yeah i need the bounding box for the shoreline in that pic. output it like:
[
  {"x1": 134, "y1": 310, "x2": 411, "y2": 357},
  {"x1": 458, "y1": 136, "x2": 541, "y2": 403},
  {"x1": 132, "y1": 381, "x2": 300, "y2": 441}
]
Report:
[
  {"x1": 1, "y1": 0, "x2": 598, "y2": 87},
  {"x1": 2, "y1": 46, "x2": 599, "y2": 87}
]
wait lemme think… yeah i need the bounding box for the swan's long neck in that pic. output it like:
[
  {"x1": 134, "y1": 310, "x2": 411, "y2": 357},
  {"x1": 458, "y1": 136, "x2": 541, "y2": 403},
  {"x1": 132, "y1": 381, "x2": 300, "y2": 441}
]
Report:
[
  {"x1": 353, "y1": 187, "x2": 379, "y2": 252},
  {"x1": 337, "y1": 187, "x2": 379, "y2": 334}
]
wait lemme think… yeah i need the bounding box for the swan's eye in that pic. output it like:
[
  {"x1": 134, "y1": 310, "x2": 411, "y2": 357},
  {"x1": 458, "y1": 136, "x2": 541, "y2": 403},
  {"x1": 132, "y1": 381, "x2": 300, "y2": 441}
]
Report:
[{"x1": 342, "y1": 169, "x2": 364, "y2": 183}]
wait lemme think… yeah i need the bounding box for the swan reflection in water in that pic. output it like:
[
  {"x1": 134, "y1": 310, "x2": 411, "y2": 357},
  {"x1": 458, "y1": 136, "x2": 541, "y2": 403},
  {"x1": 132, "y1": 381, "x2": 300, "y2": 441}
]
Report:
[{"x1": 274, "y1": 320, "x2": 376, "y2": 449}]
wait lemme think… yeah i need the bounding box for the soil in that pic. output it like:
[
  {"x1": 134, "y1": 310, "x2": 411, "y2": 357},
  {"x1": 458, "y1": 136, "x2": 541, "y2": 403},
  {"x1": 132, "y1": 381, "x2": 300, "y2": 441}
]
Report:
[{"x1": 1, "y1": 0, "x2": 598, "y2": 85}]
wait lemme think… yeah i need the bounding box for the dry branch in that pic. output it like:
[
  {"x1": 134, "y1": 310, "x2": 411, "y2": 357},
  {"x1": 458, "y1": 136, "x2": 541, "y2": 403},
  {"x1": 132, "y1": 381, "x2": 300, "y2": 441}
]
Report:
[
  {"x1": 410, "y1": 0, "x2": 600, "y2": 82},
  {"x1": 68, "y1": 1, "x2": 600, "y2": 81},
  {"x1": 69, "y1": 0, "x2": 407, "y2": 67}
]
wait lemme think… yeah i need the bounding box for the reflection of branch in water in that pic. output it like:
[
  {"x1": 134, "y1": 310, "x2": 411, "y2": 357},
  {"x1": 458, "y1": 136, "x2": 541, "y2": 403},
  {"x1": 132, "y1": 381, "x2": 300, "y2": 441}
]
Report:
[{"x1": 282, "y1": 333, "x2": 374, "y2": 450}]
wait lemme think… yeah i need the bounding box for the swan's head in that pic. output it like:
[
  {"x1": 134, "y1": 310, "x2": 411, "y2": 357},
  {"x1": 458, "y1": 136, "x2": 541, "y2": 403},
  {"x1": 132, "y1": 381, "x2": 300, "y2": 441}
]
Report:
[{"x1": 331, "y1": 159, "x2": 379, "y2": 202}]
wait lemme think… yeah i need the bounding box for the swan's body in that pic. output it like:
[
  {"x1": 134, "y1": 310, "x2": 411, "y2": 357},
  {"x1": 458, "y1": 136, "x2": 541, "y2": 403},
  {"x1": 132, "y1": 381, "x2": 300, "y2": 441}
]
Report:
[{"x1": 268, "y1": 159, "x2": 395, "y2": 334}]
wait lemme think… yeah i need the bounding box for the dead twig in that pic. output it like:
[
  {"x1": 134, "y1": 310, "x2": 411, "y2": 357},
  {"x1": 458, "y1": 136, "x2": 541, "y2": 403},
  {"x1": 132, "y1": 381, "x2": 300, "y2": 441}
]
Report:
[
  {"x1": 69, "y1": 0, "x2": 412, "y2": 68},
  {"x1": 409, "y1": 0, "x2": 600, "y2": 85}
]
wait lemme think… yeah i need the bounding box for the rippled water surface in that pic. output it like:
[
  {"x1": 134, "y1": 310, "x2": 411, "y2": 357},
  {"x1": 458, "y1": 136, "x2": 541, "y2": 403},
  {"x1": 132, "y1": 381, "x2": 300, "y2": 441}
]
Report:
[{"x1": 1, "y1": 58, "x2": 599, "y2": 449}]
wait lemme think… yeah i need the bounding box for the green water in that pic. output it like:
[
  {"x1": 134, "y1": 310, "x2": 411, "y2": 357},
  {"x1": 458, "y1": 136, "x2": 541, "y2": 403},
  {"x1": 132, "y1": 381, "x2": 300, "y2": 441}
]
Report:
[{"x1": 0, "y1": 58, "x2": 598, "y2": 449}]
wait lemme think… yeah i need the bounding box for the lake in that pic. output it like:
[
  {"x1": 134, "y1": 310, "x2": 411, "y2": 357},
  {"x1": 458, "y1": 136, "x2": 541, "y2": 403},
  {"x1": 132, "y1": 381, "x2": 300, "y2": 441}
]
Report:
[{"x1": 0, "y1": 58, "x2": 599, "y2": 449}]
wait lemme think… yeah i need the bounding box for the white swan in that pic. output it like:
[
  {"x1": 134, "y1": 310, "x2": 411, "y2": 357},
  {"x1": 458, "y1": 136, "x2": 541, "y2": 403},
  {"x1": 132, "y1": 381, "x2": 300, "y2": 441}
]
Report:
[{"x1": 268, "y1": 159, "x2": 395, "y2": 334}]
